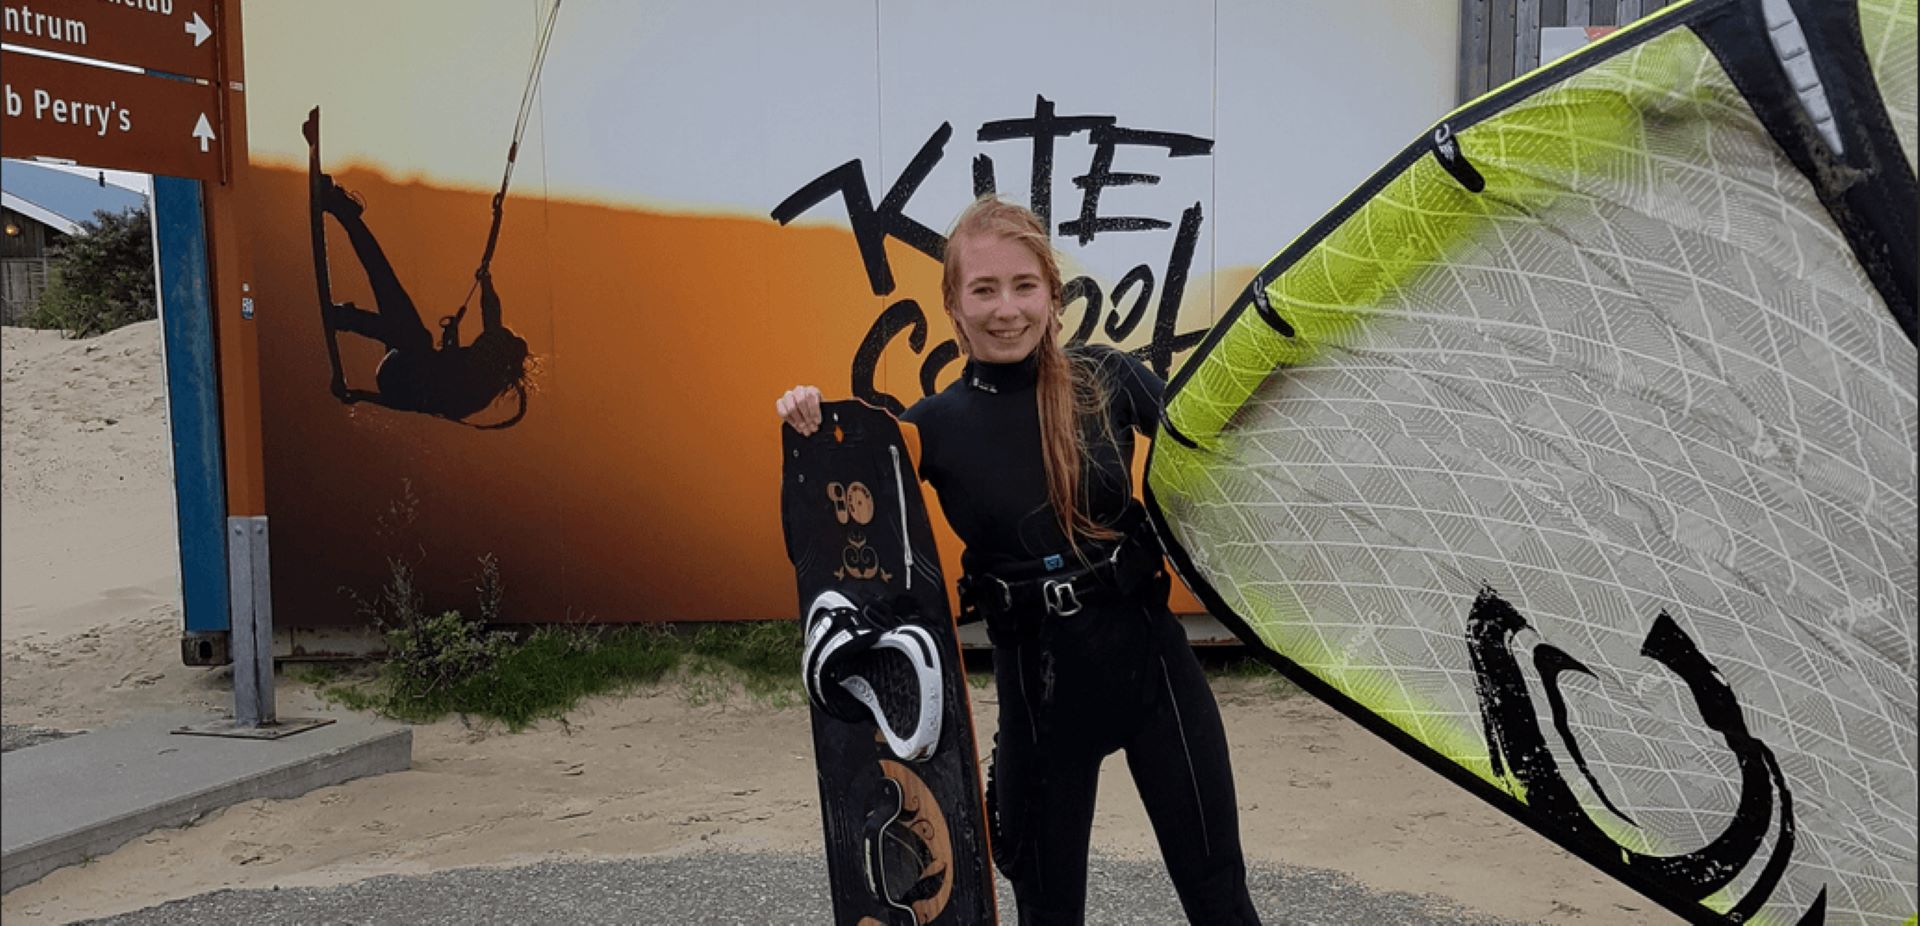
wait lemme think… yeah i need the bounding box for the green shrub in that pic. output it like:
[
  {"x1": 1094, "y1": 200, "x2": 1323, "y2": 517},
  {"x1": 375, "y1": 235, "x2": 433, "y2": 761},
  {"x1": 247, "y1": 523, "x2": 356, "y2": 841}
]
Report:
[
  {"x1": 25, "y1": 206, "x2": 155, "y2": 337},
  {"x1": 384, "y1": 608, "x2": 517, "y2": 706}
]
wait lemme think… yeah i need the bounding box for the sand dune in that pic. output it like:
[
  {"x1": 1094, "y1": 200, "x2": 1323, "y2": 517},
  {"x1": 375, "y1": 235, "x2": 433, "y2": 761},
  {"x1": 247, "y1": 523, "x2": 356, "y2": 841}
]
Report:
[{"x1": 2, "y1": 322, "x2": 181, "y2": 644}]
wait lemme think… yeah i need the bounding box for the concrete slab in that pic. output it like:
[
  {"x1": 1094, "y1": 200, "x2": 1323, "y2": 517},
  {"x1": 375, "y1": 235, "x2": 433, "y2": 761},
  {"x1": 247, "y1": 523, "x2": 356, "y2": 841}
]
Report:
[{"x1": 1, "y1": 712, "x2": 410, "y2": 893}]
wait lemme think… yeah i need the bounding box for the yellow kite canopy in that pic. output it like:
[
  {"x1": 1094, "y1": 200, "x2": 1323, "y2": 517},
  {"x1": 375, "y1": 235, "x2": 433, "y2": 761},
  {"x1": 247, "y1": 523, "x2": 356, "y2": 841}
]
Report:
[{"x1": 1147, "y1": 0, "x2": 1916, "y2": 923}]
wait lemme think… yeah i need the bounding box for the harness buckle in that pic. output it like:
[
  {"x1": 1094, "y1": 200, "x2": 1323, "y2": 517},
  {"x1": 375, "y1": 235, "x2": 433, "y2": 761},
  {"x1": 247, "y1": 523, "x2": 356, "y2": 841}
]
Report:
[{"x1": 1042, "y1": 579, "x2": 1083, "y2": 617}]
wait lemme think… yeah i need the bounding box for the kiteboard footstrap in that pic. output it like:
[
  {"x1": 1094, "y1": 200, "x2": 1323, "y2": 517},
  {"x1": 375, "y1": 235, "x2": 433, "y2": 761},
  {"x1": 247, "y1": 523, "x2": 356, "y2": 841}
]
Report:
[{"x1": 801, "y1": 592, "x2": 946, "y2": 761}]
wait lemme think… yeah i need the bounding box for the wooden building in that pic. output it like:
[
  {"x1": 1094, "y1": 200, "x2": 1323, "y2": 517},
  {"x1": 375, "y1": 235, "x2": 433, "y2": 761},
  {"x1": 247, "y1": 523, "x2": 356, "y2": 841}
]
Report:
[{"x1": 1, "y1": 160, "x2": 149, "y2": 324}]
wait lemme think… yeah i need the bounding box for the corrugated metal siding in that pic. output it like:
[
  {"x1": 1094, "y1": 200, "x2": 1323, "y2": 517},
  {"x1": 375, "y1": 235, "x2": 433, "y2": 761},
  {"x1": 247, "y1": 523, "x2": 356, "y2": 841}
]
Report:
[{"x1": 1458, "y1": 0, "x2": 1682, "y2": 101}]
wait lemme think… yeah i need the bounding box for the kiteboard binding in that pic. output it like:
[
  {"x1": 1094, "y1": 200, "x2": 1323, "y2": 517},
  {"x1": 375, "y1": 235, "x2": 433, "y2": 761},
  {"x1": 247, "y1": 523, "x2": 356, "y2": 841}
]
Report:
[{"x1": 780, "y1": 401, "x2": 996, "y2": 926}]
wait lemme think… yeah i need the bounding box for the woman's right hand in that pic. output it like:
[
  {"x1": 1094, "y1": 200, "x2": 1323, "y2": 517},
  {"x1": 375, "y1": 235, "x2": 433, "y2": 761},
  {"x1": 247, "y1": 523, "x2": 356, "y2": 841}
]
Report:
[{"x1": 775, "y1": 385, "x2": 824, "y2": 436}]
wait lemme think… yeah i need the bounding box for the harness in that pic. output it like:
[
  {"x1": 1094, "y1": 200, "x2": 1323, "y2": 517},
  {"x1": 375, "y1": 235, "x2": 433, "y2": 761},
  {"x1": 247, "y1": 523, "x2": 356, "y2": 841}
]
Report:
[{"x1": 957, "y1": 508, "x2": 1164, "y2": 623}]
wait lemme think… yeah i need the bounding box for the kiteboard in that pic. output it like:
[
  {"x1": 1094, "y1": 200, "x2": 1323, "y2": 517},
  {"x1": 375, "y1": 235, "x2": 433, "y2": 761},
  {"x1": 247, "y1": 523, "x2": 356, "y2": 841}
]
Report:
[
  {"x1": 779, "y1": 400, "x2": 996, "y2": 926},
  {"x1": 302, "y1": 106, "x2": 351, "y2": 402}
]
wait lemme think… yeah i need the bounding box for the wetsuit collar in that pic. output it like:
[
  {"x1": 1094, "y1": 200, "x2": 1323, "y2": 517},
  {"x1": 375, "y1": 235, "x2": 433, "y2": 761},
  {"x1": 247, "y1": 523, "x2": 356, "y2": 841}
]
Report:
[{"x1": 964, "y1": 349, "x2": 1041, "y2": 394}]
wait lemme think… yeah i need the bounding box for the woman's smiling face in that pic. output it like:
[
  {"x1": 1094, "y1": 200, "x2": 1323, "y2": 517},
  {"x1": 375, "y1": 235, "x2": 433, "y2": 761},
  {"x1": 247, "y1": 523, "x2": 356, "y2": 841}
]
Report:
[{"x1": 947, "y1": 231, "x2": 1052, "y2": 364}]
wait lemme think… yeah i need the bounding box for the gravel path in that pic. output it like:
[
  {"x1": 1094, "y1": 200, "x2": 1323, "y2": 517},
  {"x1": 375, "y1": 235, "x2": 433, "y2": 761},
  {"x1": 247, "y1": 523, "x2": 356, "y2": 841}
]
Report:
[{"x1": 75, "y1": 852, "x2": 1533, "y2": 925}]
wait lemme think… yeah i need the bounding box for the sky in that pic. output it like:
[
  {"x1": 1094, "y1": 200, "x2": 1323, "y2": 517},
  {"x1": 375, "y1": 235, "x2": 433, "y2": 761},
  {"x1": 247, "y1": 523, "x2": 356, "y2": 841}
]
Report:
[{"x1": 16, "y1": 162, "x2": 151, "y2": 195}]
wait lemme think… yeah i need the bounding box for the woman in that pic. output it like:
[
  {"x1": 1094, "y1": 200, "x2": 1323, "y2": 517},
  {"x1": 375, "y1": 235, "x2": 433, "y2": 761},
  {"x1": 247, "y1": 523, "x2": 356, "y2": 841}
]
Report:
[{"x1": 777, "y1": 195, "x2": 1260, "y2": 924}]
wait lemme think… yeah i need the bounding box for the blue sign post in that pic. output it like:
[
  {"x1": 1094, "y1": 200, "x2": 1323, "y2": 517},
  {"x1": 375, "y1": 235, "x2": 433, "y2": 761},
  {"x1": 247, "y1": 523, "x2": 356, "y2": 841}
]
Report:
[{"x1": 152, "y1": 176, "x2": 230, "y2": 658}]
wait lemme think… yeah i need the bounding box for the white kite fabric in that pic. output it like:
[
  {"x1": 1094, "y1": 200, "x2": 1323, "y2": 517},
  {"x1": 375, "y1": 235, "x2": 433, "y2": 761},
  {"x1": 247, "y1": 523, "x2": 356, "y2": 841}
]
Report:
[
  {"x1": 1148, "y1": 2, "x2": 1916, "y2": 924},
  {"x1": 1859, "y1": 0, "x2": 1917, "y2": 171}
]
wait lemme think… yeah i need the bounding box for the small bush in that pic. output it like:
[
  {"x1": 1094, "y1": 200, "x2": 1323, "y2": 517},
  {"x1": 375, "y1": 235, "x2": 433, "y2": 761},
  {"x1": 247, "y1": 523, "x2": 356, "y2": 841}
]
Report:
[
  {"x1": 26, "y1": 206, "x2": 155, "y2": 337},
  {"x1": 384, "y1": 608, "x2": 517, "y2": 707},
  {"x1": 337, "y1": 554, "x2": 512, "y2": 717}
]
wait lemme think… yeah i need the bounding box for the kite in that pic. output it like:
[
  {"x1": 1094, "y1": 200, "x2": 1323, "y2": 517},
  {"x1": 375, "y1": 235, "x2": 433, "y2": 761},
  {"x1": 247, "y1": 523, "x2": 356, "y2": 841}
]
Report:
[{"x1": 1146, "y1": 0, "x2": 1916, "y2": 922}]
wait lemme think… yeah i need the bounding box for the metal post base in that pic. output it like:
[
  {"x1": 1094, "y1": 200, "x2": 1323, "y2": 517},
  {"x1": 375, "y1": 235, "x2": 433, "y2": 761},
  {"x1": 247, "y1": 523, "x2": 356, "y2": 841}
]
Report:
[
  {"x1": 172, "y1": 716, "x2": 335, "y2": 740},
  {"x1": 228, "y1": 516, "x2": 276, "y2": 726}
]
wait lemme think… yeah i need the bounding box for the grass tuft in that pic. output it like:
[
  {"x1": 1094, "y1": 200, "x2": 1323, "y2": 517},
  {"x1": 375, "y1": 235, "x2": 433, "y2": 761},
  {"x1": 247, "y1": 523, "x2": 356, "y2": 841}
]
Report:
[
  {"x1": 1206, "y1": 651, "x2": 1306, "y2": 699},
  {"x1": 307, "y1": 622, "x2": 803, "y2": 731}
]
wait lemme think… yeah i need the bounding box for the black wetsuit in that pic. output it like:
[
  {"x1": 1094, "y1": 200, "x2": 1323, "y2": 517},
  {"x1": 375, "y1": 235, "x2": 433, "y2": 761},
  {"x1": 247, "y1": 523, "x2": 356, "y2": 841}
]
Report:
[{"x1": 903, "y1": 344, "x2": 1260, "y2": 925}]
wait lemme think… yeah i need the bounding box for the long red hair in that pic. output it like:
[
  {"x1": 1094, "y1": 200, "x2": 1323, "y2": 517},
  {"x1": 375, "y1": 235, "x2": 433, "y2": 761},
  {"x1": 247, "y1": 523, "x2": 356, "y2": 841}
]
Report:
[{"x1": 941, "y1": 195, "x2": 1118, "y2": 553}]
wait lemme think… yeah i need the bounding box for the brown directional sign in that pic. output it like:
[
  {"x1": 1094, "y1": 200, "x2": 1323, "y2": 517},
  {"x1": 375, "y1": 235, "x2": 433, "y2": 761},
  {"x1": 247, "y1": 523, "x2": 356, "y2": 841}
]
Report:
[
  {"x1": 2, "y1": 49, "x2": 223, "y2": 181},
  {"x1": 1, "y1": 0, "x2": 220, "y2": 80}
]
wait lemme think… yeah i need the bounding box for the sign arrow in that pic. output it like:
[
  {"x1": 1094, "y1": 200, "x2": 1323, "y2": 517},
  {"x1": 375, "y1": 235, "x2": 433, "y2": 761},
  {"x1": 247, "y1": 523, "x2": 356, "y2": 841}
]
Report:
[
  {"x1": 193, "y1": 113, "x2": 215, "y2": 152},
  {"x1": 4, "y1": 52, "x2": 225, "y2": 181},
  {"x1": 185, "y1": 12, "x2": 214, "y2": 47},
  {"x1": 6, "y1": 0, "x2": 222, "y2": 82}
]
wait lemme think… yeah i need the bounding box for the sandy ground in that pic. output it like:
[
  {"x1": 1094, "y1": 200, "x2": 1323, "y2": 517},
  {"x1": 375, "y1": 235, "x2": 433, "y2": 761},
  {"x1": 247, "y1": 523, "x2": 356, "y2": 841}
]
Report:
[
  {"x1": 2, "y1": 324, "x2": 179, "y2": 643},
  {"x1": 0, "y1": 322, "x2": 1671, "y2": 924}
]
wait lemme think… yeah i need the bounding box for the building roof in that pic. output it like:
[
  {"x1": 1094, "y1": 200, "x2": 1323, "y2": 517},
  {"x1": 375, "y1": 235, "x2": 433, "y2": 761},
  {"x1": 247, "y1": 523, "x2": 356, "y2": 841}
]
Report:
[{"x1": 1, "y1": 160, "x2": 148, "y2": 236}]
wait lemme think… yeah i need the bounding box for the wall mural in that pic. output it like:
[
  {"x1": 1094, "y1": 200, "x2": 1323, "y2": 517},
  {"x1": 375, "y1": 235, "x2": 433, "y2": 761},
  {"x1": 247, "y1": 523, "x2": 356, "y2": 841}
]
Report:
[{"x1": 239, "y1": 0, "x2": 1456, "y2": 629}]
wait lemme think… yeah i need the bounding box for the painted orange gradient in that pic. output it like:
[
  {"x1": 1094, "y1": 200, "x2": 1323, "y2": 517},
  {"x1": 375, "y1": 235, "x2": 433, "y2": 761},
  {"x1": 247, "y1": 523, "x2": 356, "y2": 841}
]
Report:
[{"x1": 250, "y1": 165, "x2": 1210, "y2": 628}]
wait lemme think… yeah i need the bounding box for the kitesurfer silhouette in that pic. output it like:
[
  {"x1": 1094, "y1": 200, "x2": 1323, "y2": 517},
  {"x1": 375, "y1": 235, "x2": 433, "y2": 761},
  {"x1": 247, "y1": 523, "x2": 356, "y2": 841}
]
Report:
[
  {"x1": 305, "y1": 110, "x2": 531, "y2": 427},
  {"x1": 298, "y1": 0, "x2": 560, "y2": 428}
]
